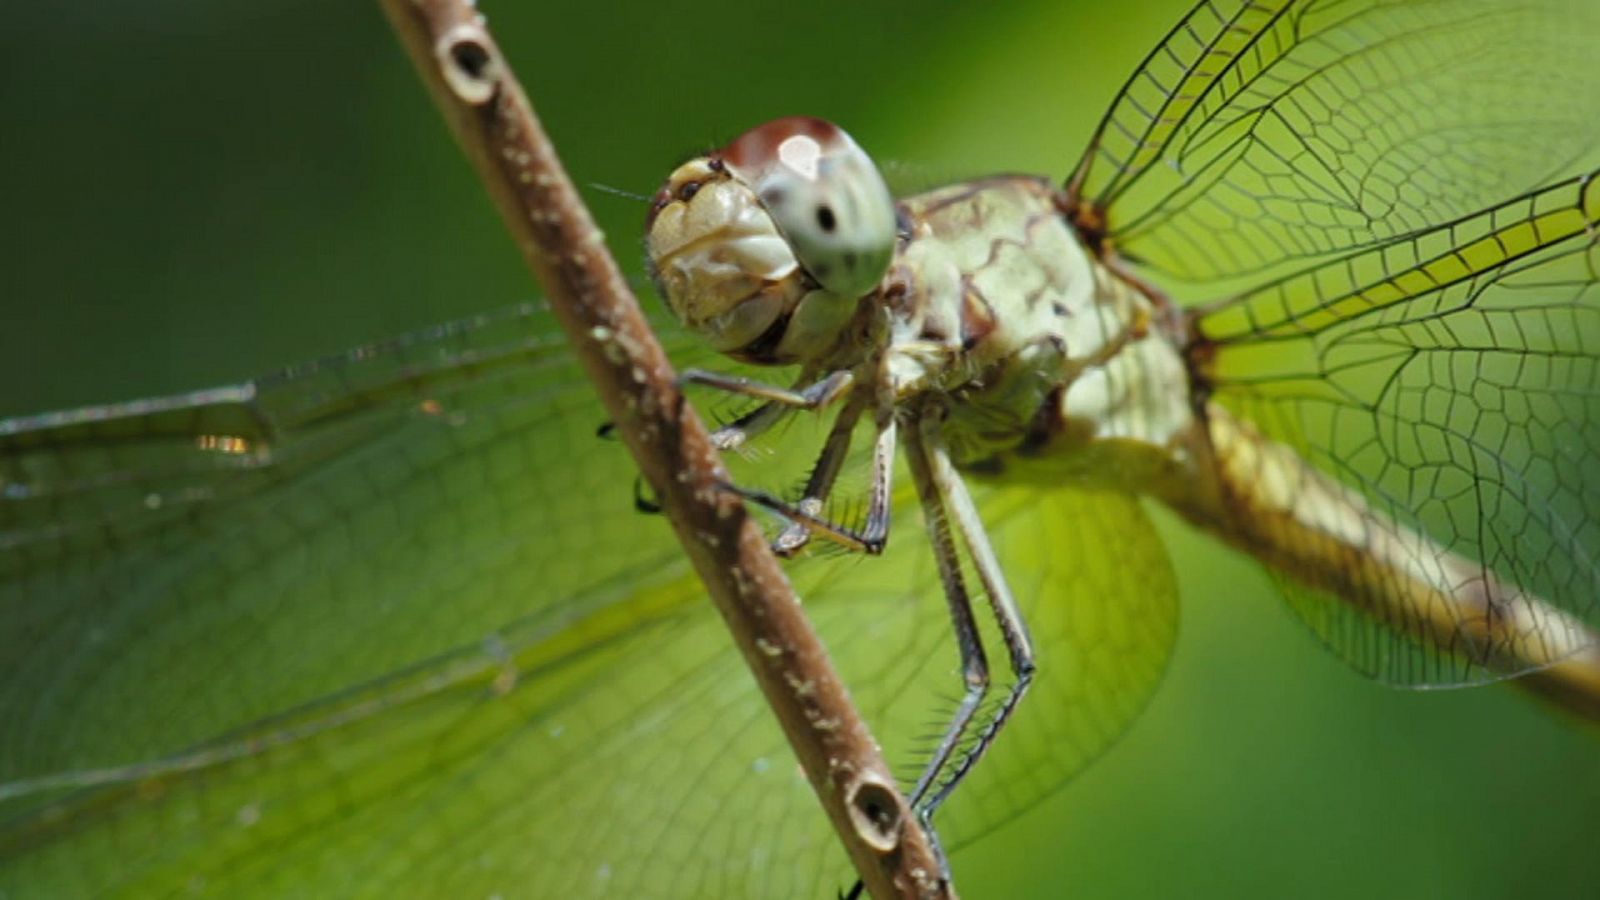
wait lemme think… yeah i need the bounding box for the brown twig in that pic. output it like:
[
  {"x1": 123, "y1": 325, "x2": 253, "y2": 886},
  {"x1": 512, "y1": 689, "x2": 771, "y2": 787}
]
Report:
[{"x1": 377, "y1": 2, "x2": 952, "y2": 898}]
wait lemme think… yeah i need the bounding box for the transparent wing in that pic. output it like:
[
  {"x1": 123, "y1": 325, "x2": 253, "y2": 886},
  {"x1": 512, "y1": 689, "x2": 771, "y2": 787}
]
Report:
[
  {"x1": 929, "y1": 484, "x2": 1178, "y2": 853},
  {"x1": 0, "y1": 308, "x2": 1176, "y2": 896},
  {"x1": 1197, "y1": 170, "x2": 1600, "y2": 684},
  {"x1": 1067, "y1": 0, "x2": 1600, "y2": 284},
  {"x1": 0, "y1": 304, "x2": 695, "y2": 785},
  {"x1": 0, "y1": 304, "x2": 710, "y2": 891},
  {"x1": 2, "y1": 305, "x2": 570, "y2": 578}
]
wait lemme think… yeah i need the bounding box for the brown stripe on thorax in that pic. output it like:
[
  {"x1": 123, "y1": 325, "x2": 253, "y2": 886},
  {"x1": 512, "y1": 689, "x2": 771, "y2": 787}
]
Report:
[{"x1": 959, "y1": 276, "x2": 997, "y2": 350}]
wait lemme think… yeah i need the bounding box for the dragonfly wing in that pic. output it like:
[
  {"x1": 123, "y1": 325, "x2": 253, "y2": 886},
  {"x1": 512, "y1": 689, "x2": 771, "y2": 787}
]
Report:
[
  {"x1": 1196, "y1": 172, "x2": 1600, "y2": 684},
  {"x1": 491, "y1": 476, "x2": 1180, "y2": 895},
  {"x1": 1, "y1": 304, "x2": 726, "y2": 780},
  {"x1": 1068, "y1": 0, "x2": 1600, "y2": 284},
  {"x1": 3, "y1": 304, "x2": 576, "y2": 571},
  {"x1": 0, "y1": 303, "x2": 735, "y2": 891},
  {"x1": 0, "y1": 300, "x2": 1178, "y2": 895},
  {"x1": 0, "y1": 295, "x2": 1176, "y2": 897},
  {"x1": 928, "y1": 482, "x2": 1179, "y2": 853}
]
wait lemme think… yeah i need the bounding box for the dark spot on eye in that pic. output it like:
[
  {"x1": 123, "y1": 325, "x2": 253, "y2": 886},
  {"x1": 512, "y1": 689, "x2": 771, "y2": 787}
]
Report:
[
  {"x1": 677, "y1": 181, "x2": 701, "y2": 201},
  {"x1": 761, "y1": 186, "x2": 786, "y2": 207},
  {"x1": 816, "y1": 205, "x2": 837, "y2": 232},
  {"x1": 842, "y1": 251, "x2": 857, "y2": 269}
]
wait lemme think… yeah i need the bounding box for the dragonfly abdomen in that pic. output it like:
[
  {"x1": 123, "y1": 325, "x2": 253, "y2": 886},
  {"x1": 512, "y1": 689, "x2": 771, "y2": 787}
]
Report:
[{"x1": 1190, "y1": 404, "x2": 1600, "y2": 694}]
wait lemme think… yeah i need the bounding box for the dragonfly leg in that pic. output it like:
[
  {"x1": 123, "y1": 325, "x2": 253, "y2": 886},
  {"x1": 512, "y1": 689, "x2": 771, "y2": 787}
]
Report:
[
  {"x1": 679, "y1": 367, "x2": 853, "y2": 450},
  {"x1": 914, "y1": 411, "x2": 1037, "y2": 820},
  {"x1": 838, "y1": 416, "x2": 982, "y2": 900},
  {"x1": 770, "y1": 391, "x2": 869, "y2": 556},
  {"x1": 902, "y1": 418, "x2": 992, "y2": 812},
  {"x1": 721, "y1": 403, "x2": 896, "y2": 555},
  {"x1": 707, "y1": 400, "x2": 788, "y2": 453}
]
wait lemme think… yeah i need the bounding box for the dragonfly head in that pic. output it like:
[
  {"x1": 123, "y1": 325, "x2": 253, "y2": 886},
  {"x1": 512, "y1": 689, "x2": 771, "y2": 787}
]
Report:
[{"x1": 646, "y1": 117, "x2": 896, "y2": 364}]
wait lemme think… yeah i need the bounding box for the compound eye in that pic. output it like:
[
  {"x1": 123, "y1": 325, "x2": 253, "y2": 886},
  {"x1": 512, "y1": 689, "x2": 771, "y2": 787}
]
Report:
[{"x1": 721, "y1": 117, "x2": 895, "y2": 298}]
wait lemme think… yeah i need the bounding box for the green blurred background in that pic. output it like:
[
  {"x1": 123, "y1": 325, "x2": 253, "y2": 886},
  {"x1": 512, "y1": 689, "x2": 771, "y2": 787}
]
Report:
[{"x1": 2, "y1": 1, "x2": 1596, "y2": 897}]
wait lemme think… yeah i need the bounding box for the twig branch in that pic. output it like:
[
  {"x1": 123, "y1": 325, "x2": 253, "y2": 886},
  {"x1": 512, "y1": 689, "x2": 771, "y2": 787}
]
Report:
[{"x1": 377, "y1": 3, "x2": 952, "y2": 897}]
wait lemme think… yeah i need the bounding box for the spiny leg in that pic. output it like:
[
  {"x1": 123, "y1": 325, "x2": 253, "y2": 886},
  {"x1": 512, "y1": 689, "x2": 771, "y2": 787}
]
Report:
[
  {"x1": 902, "y1": 418, "x2": 992, "y2": 814},
  {"x1": 771, "y1": 391, "x2": 868, "y2": 556},
  {"x1": 679, "y1": 367, "x2": 853, "y2": 450},
  {"x1": 686, "y1": 365, "x2": 893, "y2": 555},
  {"x1": 708, "y1": 400, "x2": 787, "y2": 453},
  {"x1": 839, "y1": 420, "x2": 975, "y2": 900},
  {"x1": 679, "y1": 366, "x2": 854, "y2": 408},
  {"x1": 916, "y1": 415, "x2": 1036, "y2": 819},
  {"x1": 838, "y1": 422, "x2": 987, "y2": 900},
  {"x1": 725, "y1": 402, "x2": 896, "y2": 555}
]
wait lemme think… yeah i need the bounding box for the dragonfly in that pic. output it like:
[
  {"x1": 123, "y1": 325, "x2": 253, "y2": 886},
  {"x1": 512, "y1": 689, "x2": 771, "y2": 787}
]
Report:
[{"x1": 4, "y1": 0, "x2": 1600, "y2": 897}]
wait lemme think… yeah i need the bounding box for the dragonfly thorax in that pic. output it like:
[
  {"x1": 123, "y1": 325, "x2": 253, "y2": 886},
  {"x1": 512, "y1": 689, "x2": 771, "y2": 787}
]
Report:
[
  {"x1": 880, "y1": 176, "x2": 1199, "y2": 475},
  {"x1": 646, "y1": 117, "x2": 896, "y2": 365}
]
